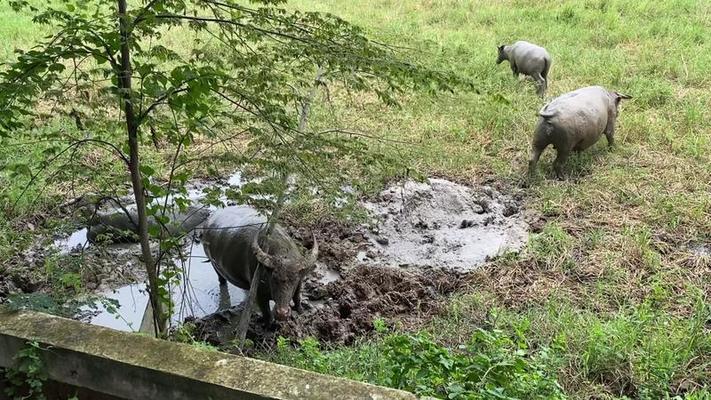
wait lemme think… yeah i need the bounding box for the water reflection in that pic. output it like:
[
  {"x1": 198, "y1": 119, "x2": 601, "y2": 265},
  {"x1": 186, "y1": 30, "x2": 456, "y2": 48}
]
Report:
[{"x1": 83, "y1": 240, "x2": 246, "y2": 332}]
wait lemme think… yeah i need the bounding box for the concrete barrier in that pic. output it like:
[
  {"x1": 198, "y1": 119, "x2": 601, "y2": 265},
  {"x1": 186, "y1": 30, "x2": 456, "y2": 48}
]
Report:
[{"x1": 0, "y1": 310, "x2": 416, "y2": 400}]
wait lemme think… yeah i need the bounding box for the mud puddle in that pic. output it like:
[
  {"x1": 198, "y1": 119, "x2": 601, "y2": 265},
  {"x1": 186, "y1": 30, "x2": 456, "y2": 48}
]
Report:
[
  {"x1": 82, "y1": 240, "x2": 341, "y2": 333},
  {"x1": 54, "y1": 228, "x2": 89, "y2": 254},
  {"x1": 188, "y1": 178, "x2": 528, "y2": 350},
  {"x1": 359, "y1": 178, "x2": 527, "y2": 271},
  {"x1": 51, "y1": 176, "x2": 528, "y2": 347},
  {"x1": 51, "y1": 169, "x2": 247, "y2": 332},
  {"x1": 74, "y1": 240, "x2": 247, "y2": 332},
  {"x1": 52, "y1": 170, "x2": 247, "y2": 254},
  {"x1": 58, "y1": 236, "x2": 337, "y2": 333}
]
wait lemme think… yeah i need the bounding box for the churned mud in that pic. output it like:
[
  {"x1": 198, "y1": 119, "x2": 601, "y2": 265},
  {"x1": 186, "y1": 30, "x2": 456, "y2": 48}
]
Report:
[
  {"x1": 186, "y1": 178, "x2": 529, "y2": 349},
  {"x1": 359, "y1": 178, "x2": 528, "y2": 270},
  {"x1": 1, "y1": 236, "x2": 141, "y2": 301},
  {"x1": 189, "y1": 264, "x2": 469, "y2": 350},
  {"x1": 20, "y1": 176, "x2": 530, "y2": 347}
]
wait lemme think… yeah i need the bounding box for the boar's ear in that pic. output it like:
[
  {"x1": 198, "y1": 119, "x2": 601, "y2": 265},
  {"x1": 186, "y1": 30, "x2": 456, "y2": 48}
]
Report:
[
  {"x1": 252, "y1": 233, "x2": 277, "y2": 270},
  {"x1": 614, "y1": 92, "x2": 632, "y2": 100}
]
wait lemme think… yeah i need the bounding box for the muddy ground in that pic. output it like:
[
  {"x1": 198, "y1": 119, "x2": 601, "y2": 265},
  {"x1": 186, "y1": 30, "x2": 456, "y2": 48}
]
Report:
[
  {"x1": 1, "y1": 176, "x2": 542, "y2": 351},
  {"x1": 189, "y1": 264, "x2": 470, "y2": 352},
  {"x1": 358, "y1": 178, "x2": 528, "y2": 270},
  {"x1": 183, "y1": 177, "x2": 533, "y2": 351},
  {"x1": 4, "y1": 175, "x2": 711, "y2": 352},
  {"x1": 1, "y1": 235, "x2": 143, "y2": 301}
]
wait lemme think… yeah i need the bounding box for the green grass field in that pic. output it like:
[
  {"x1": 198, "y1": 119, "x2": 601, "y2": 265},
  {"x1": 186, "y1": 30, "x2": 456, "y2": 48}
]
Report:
[{"x1": 1, "y1": 0, "x2": 710, "y2": 398}]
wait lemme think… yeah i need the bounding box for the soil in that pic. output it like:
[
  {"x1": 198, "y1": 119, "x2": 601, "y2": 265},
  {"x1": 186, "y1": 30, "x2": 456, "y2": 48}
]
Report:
[
  {"x1": 186, "y1": 177, "x2": 529, "y2": 351},
  {"x1": 189, "y1": 264, "x2": 470, "y2": 351},
  {"x1": 358, "y1": 178, "x2": 528, "y2": 271},
  {"x1": 0, "y1": 236, "x2": 144, "y2": 306},
  {"x1": 7, "y1": 176, "x2": 534, "y2": 351}
]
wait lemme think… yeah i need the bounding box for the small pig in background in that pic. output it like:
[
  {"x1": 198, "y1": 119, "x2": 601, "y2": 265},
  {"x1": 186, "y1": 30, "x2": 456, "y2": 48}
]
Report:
[{"x1": 497, "y1": 41, "x2": 552, "y2": 98}]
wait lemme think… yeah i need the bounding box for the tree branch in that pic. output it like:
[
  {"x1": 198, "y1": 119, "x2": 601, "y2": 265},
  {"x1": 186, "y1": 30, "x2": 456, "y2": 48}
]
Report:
[
  {"x1": 136, "y1": 87, "x2": 190, "y2": 124},
  {"x1": 134, "y1": 0, "x2": 164, "y2": 25},
  {"x1": 8, "y1": 138, "x2": 128, "y2": 211},
  {"x1": 153, "y1": 14, "x2": 311, "y2": 45},
  {"x1": 316, "y1": 128, "x2": 417, "y2": 145}
]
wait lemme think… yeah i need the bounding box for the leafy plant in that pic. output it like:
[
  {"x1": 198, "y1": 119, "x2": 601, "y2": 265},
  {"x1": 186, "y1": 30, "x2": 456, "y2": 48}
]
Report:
[
  {"x1": 4, "y1": 341, "x2": 48, "y2": 400},
  {"x1": 3, "y1": 341, "x2": 80, "y2": 400},
  {"x1": 381, "y1": 330, "x2": 565, "y2": 399},
  {"x1": 272, "y1": 329, "x2": 565, "y2": 400},
  {"x1": 5, "y1": 293, "x2": 81, "y2": 319},
  {"x1": 5, "y1": 292, "x2": 121, "y2": 324},
  {"x1": 171, "y1": 321, "x2": 219, "y2": 352}
]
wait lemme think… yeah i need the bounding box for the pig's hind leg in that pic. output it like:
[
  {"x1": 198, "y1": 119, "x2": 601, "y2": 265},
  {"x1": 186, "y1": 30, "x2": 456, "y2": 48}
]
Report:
[
  {"x1": 533, "y1": 72, "x2": 546, "y2": 98},
  {"x1": 552, "y1": 146, "x2": 571, "y2": 181}
]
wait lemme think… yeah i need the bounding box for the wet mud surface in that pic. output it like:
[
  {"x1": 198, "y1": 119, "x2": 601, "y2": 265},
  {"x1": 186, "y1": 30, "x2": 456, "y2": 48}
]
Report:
[
  {"x1": 359, "y1": 178, "x2": 528, "y2": 270},
  {"x1": 10, "y1": 176, "x2": 532, "y2": 348},
  {"x1": 1, "y1": 237, "x2": 142, "y2": 301},
  {"x1": 182, "y1": 178, "x2": 529, "y2": 349},
  {"x1": 189, "y1": 264, "x2": 469, "y2": 350}
]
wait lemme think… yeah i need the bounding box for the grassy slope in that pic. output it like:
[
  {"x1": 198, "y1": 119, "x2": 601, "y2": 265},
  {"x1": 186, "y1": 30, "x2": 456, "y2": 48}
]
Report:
[{"x1": 1, "y1": 0, "x2": 710, "y2": 398}]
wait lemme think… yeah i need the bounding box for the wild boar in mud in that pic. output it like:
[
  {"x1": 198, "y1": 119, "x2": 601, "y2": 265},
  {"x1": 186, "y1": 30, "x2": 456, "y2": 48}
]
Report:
[
  {"x1": 201, "y1": 206, "x2": 318, "y2": 324},
  {"x1": 528, "y1": 85, "x2": 632, "y2": 180},
  {"x1": 497, "y1": 40, "x2": 551, "y2": 98},
  {"x1": 86, "y1": 205, "x2": 210, "y2": 243}
]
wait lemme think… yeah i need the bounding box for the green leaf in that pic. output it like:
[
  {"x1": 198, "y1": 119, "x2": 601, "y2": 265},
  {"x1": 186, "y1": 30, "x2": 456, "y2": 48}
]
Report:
[
  {"x1": 48, "y1": 63, "x2": 65, "y2": 73},
  {"x1": 140, "y1": 164, "x2": 155, "y2": 176}
]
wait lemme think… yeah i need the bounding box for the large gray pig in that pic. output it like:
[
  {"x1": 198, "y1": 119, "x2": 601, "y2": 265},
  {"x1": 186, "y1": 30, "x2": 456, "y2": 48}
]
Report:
[
  {"x1": 497, "y1": 41, "x2": 551, "y2": 98},
  {"x1": 201, "y1": 206, "x2": 318, "y2": 324},
  {"x1": 528, "y1": 86, "x2": 632, "y2": 180}
]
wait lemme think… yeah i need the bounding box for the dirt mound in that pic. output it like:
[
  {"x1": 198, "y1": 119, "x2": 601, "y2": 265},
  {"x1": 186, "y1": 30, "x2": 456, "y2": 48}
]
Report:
[{"x1": 189, "y1": 265, "x2": 468, "y2": 350}]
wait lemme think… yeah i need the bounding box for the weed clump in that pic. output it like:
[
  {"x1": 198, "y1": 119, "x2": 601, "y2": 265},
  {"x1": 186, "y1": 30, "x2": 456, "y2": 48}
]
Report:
[{"x1": 272, "y1": 326, "x2": 565, "y2": 400}]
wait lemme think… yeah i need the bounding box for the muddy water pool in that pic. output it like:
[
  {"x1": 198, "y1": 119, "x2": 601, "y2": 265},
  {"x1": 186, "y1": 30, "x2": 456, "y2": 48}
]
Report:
[
  {"x1": 360, "y1": 178, "x2": 528, "y2": 270},
  {"x1": 76, "y1": 240, "x2": 247, "y2": 332},
  {"x1": 52, "y1": 176, "x2": 529, "y2": 335}
]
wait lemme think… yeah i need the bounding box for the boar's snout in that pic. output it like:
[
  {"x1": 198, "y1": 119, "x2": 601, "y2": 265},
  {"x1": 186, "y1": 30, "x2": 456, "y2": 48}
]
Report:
[{"x1": 274, "y1": 306, "x2": 291, "y2": 321}]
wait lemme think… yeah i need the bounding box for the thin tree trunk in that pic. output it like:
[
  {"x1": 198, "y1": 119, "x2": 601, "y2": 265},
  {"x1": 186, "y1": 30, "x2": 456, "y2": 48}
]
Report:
[
  {"x1": 234, "y1": 68, "x2": 324, "y2": 347},
  {"x1": 118, "y1": 0, "x2": 166, "y2": 335}
]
